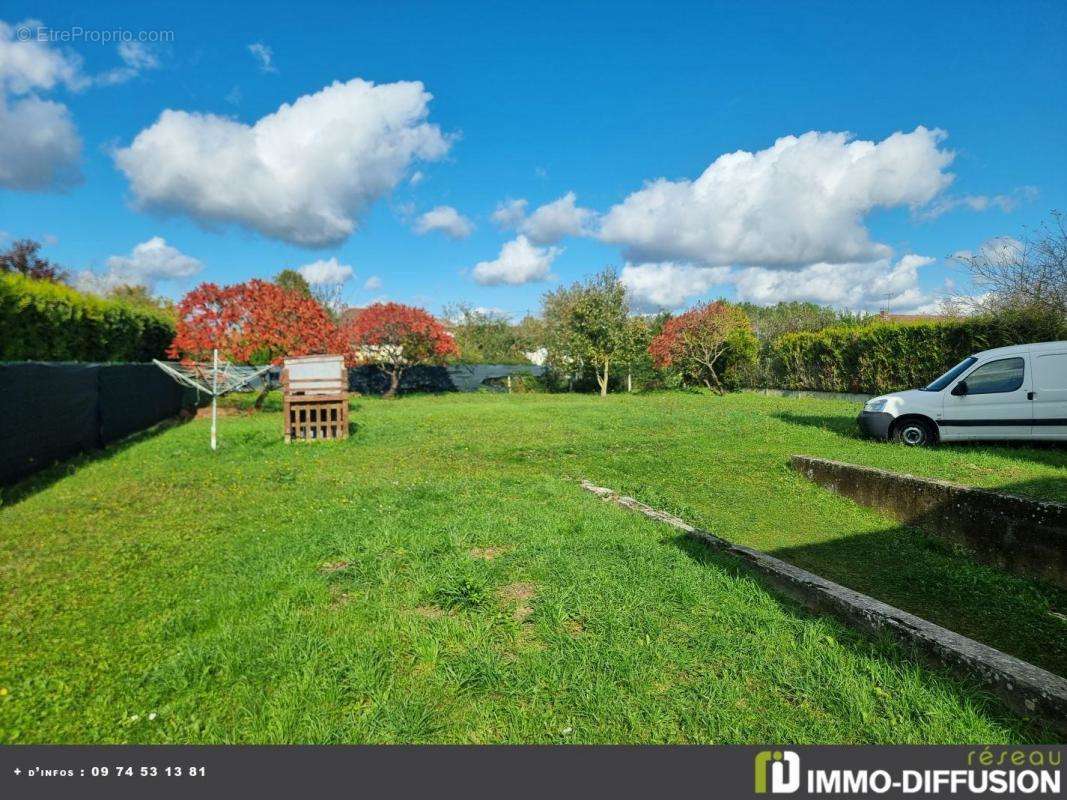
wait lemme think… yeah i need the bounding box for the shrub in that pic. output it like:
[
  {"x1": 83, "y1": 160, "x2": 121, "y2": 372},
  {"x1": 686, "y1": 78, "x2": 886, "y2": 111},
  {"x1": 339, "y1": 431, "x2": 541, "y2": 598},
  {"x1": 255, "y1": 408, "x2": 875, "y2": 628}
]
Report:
[
  {"x1": 761, "y1": 313, "x2": 1066, "y2": 395},
  {"x1": 0, "y1": 273, "x2": 175, "y2": 362}
]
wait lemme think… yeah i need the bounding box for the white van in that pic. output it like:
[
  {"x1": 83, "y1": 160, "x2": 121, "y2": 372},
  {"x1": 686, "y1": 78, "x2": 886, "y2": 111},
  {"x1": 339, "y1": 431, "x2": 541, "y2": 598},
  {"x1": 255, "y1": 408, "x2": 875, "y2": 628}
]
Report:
[{"x1": 858, "y1": 341, "x2": 1067, "y2": 446}]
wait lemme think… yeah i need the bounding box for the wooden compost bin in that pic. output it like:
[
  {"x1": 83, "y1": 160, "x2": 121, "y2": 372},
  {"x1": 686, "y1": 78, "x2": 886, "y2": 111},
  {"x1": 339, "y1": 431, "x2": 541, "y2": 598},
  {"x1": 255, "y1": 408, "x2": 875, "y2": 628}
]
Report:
[{"x1": 282, "y1": 355, "x2": 349, "y2": 442}]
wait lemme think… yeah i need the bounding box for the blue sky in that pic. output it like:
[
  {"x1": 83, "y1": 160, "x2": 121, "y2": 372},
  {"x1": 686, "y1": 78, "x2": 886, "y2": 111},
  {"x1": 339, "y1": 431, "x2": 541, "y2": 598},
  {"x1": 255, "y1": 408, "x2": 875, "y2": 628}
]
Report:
[{"x1": 2, "y1": 0, "x2": 1065, "y2": 318}]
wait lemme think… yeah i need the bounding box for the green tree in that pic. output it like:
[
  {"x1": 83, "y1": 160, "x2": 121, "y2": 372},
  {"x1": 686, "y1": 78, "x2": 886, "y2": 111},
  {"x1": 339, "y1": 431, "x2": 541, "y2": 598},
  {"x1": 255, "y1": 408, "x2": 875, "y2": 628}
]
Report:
[
  {"x1": 737, "y1": 301, "x2": 859, "y2": 342},
  {"x1": 620, "y1": 313, "x2": 668, "y2": 391},
  {"x1": 274, "y1": 269, "x2": 312, "y2": 298},
  {"x1": 108, "y1": 284, "x2": 176, "y2": 318},
  {"x1": 444, "y1": 304, "x2": 528, "y2": 363},
  {"x1": 649, "y1": 301, "x2": 757, "y2": 393},
  {"x1": 543, "y1": 269, "x2": 631, "y2": 397}
]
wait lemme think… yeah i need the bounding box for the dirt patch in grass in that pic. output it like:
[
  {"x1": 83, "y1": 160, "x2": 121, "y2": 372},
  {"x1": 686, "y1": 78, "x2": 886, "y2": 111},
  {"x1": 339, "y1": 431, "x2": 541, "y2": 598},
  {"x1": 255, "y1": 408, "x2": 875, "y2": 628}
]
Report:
[
  {"x1": 319, "y1": 561, "x2": 351, "y2": 574},
  {"x1": 564, "y1": 619, "x2": 585, "y2": 636},
  {"x1": 498, "y1": 582, "x2": 537, "y2": 623},
  {"x1": 195, "y1": 405, "x2": 248, "y2": 419},
  {"x1": 469, "y1": 546, "x2": 511, "y2": 560},
  {"x1": 415, "y1": 605, "x2": 445, "y2": 619}
]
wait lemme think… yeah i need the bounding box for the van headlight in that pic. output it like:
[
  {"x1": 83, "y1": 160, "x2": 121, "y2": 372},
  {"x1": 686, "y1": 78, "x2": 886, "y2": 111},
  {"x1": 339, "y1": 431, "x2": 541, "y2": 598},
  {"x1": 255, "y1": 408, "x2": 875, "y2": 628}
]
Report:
[{"x1": 864, "y1": 398, "x2": 888, "y2": 413}]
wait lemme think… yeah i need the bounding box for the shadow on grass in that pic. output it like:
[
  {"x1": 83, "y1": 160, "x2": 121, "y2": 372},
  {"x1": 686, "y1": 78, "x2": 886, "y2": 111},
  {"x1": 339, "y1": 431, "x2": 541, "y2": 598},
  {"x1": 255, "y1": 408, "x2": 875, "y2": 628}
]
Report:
[
  {"x1": 769, "y1": 526, "x2": 1067, "y2": 677},
  {"x1": 664, "y1": 532, "x2": 1055, "y2": 739},
  {"x1": 774, "y1": 410, "x2": 1067, "y2": 469},
  {"x1": 0, "y1": 415, "x2": 191, "y2": 508},
  {"x1": 668, "y1": 524, "x2": 1067, "y2": 677},
  {"x1": 773, "y1": 411, "x2": 866, "y2": 440}
]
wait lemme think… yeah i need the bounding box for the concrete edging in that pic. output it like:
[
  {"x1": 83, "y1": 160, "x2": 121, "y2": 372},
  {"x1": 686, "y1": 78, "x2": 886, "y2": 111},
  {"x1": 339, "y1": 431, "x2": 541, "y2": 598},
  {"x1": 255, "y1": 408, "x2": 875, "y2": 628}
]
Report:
[
  {"x1": 791, "y1": 455, "x2": 1067, "y2": 589},
  {"x1": 579, "y1": 479, "x2": 1067, "y2": 735}
]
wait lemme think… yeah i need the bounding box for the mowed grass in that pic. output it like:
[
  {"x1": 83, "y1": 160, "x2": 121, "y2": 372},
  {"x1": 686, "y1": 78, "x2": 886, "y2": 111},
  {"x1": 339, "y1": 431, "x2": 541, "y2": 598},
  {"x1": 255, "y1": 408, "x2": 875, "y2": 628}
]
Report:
[{"x1": 1, "y1": 391, "x2": 1065, "y2": 744}]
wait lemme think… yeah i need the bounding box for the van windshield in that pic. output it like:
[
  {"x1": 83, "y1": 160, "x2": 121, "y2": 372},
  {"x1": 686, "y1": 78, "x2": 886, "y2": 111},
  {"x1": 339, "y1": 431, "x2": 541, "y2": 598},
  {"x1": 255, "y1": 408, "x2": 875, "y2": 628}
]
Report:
[{"x1": 922, "y1": 356, "x2": 978, "y2": 391}]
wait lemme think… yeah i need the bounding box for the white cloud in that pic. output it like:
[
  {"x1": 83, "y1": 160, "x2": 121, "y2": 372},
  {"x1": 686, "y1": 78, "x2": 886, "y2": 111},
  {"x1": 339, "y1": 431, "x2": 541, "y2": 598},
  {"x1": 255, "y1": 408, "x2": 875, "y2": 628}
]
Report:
[
  {"x1": 248, "y1": 42, "x2": 277, "y2": 73},
  {"x1": 1, "y1": 20, "x2": 159, "y2": 91},
  {"x1": 621, "y1": 263, "x2": 732, "y2": 311},
  {"x1": 731, "y1": 254, "x2": 937, "y2": 312},
  {"x1": 491, "y1": 198, "x2": 527, "y2": 228},
  {"x1": 0, "y1": 20, "x2": 83, "y2": 190},
  {"x1": 296, "y1": 257, "x2": 354, "y2": 288},
  {"x1": 471, "y1": 235, "x2": 560, "y2": 286},
  {"x1": 0, "y1": 20, "x2": 87, "y2": 94},
  {"x1": 600, "y1": 127, "x2": 954, "y2": 267},
  {"x1": 119, "y1": 41, "x2": 159, "y2": 71},
  {"x1": 978, "y1": 236, "x2": 1023, "y2": 263},
  {"x1": 490, "y1": 192, "x2": 595, "y2": 244},
  {"x1": 408, "y1": 170, "x2": 424, "y2": 186},
  {"x1": 919, "y1": 186, "x2": 1038, "y2": 220},
  {"x1": 519, "y1": 191, "x2": 594, "y2": 244},
  {"x1": 0, "y1": 94, "x2": 81, "y2": 190},
  {"x1": 0, "y1": 21, "x2": 162, "y2": 192},
  {"x1": 951, "y1": 236, "x2": 1025, "y2": 266},
  {"x1": 75, "y1": 237, "x2": 202, "y2": 294},
  {"x1": 297, "y1": 256, "x2": 354, "y2": 286},
  {"x1": 114, "y1": 78, "x2": 452, "y2": 246},
  {"x1": 620, "y1": 255, "x2": 939, "y2": 313},
  {"x1": 362, "y1": 275, "x2": 382, "y2": 291},
  {"x1": 95, "y1": 41, "x2": 161, "y2": 86},
  {"x1": 413, "y1": 205, "x2": 474, "y2": 239}
]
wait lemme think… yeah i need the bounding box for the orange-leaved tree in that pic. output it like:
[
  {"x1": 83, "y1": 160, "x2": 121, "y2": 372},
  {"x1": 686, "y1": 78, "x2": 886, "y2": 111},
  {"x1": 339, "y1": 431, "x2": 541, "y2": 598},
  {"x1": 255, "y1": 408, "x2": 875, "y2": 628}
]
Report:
[
  {"x1": 648, "y1": 301, "x2": 754, "y2": 394},
  {"x1": 338, "y1": 302, "x2": 458, "y2": 397},
  {"x1": 168, "y1": 279, "x2": 338, "y2": 364}
]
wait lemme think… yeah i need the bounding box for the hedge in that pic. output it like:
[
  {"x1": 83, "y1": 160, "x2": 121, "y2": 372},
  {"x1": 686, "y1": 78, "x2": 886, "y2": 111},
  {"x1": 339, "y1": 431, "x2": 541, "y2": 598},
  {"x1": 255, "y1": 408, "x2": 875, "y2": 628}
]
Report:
[
  {"x1": 0, "y1": 274, "x2": 175, "y2": 362},
  {"x1": 760, "y1": 312, "x2": 1067, "y2": 395}
]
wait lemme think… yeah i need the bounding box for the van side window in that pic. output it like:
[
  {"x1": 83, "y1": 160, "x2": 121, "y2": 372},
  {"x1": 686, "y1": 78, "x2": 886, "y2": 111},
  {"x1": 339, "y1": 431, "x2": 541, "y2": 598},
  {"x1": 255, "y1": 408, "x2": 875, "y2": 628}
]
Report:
[{"x1": 963, "y1": 357, "x2": 1025, "y2": 394}]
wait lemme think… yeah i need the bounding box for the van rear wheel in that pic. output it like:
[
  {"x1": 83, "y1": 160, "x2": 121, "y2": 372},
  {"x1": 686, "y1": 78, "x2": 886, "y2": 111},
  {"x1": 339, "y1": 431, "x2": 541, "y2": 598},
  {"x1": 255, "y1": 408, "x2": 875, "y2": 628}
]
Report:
[{"x1": 892, "y1": 418, "x2": 937, "y2": 447}]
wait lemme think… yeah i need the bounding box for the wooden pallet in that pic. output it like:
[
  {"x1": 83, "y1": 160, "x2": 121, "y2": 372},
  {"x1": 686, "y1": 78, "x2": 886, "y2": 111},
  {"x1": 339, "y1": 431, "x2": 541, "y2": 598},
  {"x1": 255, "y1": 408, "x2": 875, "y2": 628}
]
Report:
[{"x1": 283, "y1": 393, "x2": 349, "y2": 442}]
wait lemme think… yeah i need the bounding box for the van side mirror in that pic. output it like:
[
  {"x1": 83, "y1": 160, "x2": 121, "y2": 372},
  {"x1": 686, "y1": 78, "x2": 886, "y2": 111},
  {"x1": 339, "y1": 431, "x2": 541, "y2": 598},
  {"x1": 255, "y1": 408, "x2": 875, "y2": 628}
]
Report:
[{"x1": 951, "y1": 380, "x2": 968, "y2": 397}]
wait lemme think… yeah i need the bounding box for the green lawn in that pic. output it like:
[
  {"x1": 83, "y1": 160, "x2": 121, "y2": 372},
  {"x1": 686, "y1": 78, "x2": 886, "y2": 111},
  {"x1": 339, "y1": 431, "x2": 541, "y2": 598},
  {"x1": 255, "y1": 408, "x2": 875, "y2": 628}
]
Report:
[{"x1": 1, "y1": 391, "x2": 1065, "y2": 744}]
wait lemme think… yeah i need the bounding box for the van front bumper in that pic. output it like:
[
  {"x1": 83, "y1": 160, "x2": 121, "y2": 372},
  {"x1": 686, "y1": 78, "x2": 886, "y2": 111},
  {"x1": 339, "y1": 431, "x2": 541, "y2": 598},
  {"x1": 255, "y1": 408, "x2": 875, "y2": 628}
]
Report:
[{"x1": 857, "y1": 410, "x2": 894, "y2": 440}]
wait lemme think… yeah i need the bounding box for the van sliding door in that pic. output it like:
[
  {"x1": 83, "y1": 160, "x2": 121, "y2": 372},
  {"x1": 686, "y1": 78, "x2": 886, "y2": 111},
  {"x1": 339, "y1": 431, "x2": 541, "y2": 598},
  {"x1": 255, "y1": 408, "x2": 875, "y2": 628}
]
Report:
[{"x1": 1031, "y1": 350, "x2": 1067, "y2": 440}]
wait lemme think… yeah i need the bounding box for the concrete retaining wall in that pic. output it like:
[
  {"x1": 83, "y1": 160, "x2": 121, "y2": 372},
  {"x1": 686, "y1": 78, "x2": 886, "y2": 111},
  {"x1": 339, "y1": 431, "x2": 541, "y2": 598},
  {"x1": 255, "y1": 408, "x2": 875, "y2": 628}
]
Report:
[
  {"x1": 791, "y1": 455, "x2": 1067, "y2": 589},
  {"x1": 580, "y1": 479, "x2": 1067, "y2": 735}
]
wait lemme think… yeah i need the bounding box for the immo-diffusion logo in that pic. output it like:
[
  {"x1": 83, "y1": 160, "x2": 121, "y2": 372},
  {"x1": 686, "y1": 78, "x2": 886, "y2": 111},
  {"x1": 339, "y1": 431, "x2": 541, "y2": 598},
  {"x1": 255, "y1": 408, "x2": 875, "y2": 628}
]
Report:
[
  {"x1": 753, "y1": 748, "x2": 1062, "y2": 796},
  {"x1": 755, "y1": 750, "x2": 801, "y2": 794}
]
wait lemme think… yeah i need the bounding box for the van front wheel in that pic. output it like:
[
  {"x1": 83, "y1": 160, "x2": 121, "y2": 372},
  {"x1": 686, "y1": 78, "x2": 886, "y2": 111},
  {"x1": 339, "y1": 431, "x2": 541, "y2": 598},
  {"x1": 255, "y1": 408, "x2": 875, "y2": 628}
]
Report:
[{"x1": 892, "y1": 418, "x2": 937, "y2": 447}]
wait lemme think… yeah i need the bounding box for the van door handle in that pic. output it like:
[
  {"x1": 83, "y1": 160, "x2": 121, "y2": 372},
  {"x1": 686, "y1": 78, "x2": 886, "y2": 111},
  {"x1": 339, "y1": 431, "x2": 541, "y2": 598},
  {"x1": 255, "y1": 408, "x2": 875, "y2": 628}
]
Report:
[{"x1": 1027, "y1": 391, "x2": 1035, "y2": 400}]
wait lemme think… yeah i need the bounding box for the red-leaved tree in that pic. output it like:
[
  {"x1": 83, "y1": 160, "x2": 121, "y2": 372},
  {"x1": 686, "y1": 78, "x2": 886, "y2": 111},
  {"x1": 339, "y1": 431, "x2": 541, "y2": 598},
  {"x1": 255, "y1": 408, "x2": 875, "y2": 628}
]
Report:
[
  {"x1": 168, "y1": 279, "x2": 338, "y2": 364},
  {"x1": 648, "y1": 301, "x2": 753, "y2": 394},
  {"x1": 338, "y1": 302, "x2": 459, "y2": 397}
]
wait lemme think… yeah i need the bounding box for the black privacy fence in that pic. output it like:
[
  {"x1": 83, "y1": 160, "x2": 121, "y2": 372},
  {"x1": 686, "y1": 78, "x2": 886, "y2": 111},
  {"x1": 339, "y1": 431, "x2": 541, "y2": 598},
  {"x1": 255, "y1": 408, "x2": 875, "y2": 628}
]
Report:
[
  {"x1": 0, "y1": 362, "x2": 546, "y2": 486},
  {"x1": 0, "y1": 362, "x2": 195, "y2": 486},
  {"x1": 348, "y1": 363, "x2": 545, "y2": 394}
]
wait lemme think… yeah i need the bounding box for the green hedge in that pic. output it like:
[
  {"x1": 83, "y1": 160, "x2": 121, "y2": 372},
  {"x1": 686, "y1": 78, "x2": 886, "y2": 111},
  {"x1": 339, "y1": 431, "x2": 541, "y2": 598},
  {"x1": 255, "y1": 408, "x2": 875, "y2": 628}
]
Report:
[
  {"x1": 760, "y1": 312, "x2": 1067, "y2": 395},
  {"x1": 0, "y1": 274, "x2": 175, "y2": 362}
]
